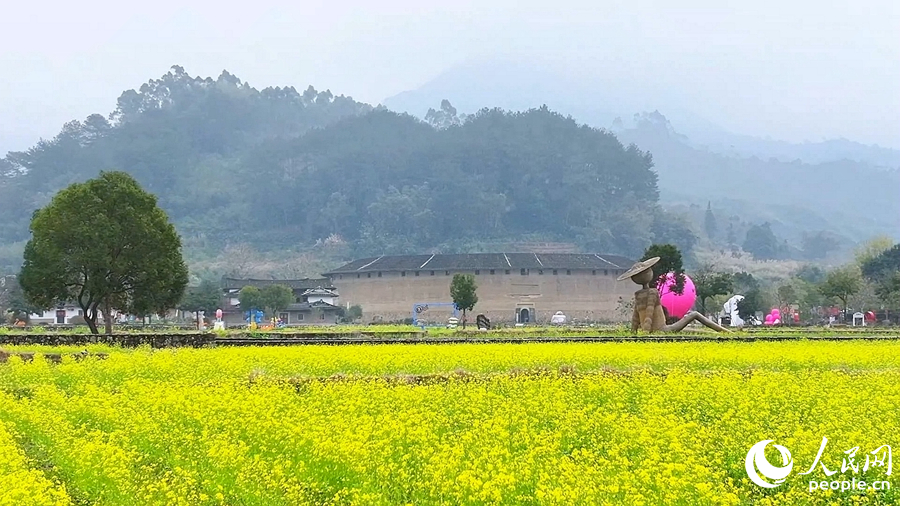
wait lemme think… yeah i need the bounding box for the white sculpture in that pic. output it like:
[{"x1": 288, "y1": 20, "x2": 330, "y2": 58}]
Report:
[{"x1": 723, "y1": 295, "x2": 745, "y2": 327}]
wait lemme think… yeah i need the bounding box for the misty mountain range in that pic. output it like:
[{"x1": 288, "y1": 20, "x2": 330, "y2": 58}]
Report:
[
  {"x1": 384, "y1": 60, "x2": 900, "y2": 168},
  {"x1": 384, "y1": 60, "x2": 900, "y2": 246}
]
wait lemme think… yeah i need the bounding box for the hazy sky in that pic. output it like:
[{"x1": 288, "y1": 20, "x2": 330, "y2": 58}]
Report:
[{"x1": 2, "y1": 0, "x2": 898, "y2": 154}]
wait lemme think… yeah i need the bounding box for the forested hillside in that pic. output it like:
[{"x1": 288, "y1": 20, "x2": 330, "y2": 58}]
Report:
[{"x1": 0, "y1": 67, "x2": 690, "y2": 273}]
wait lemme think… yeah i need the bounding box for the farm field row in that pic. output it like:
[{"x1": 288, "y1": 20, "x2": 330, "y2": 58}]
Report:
[
  {"x1": 2, "y1": 324, "x2": 899, "y2": 337},
  {"x1": 1, "y1": 342, "x2": 899, "y2": 505},
  {"x1": 4, "y1": 341, "x2": 900, "y2": 378}
]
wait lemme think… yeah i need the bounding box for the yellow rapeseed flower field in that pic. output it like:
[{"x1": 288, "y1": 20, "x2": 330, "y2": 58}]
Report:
[{"x1": 1, "y1": 341, "x2": 899, "y2": 505}]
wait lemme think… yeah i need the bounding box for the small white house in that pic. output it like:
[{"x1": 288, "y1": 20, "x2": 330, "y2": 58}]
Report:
[{"x1": 29, "y1": 304, "x2": 86, "y2": 324}]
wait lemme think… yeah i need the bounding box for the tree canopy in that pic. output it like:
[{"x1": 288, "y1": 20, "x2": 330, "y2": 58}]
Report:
[
  {"x1": 18, "y1": 171, "x2": 188, "y2": 334},
  {"x1": 860, "y1": 243, "x2": 900, "y2": 307},
  {"x1": 800, "y1": 231, "x2": 841, "y2": 260},
  {"x1": 641, "y1": 244, "x2": 685, "y2": 295},
  {"x1": 450, "y1": 274, "x2": 478, "y2": 328},
  {"x1": 178, "y1": 279, "x2": 222, "y2": 316},
  {"x1": 692, "y1": 266, "x2": 733, "y2": 314},
  {"x1": 860, "y1": 244, "x2": 900, "y2": 281},
  {"x1": 737, "y1": 288, "x2": 765, "y2": 321},
  {"x1": 743, "y1": 223, "x2": 782, "y2": 260},
  {"x1": 819, "y1": 266, "x2": 864, "y2": 315},
  {"x1": 238, "y1": 286, "x2": 263, "y2": 312},
  {"x1": 732, "y1": 272, "x2": 765, "y2": 321},
  {"x1": 260, "y1": 284, "x2": 294, "y2": 318}
]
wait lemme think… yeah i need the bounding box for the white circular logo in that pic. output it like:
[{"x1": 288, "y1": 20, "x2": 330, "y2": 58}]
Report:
[{"x1": 745, "y1": 440, "x2": 793, "y2": 488}]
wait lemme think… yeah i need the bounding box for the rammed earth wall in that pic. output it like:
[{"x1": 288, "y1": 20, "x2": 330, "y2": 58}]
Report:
[{"x1": 330, "y1": 269, "x2": 636, "y2": 323}]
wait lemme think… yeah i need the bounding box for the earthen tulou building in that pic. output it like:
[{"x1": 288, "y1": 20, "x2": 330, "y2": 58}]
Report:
[{"x1": 324, "y1": 253, "x2": 637, "y2": 324}]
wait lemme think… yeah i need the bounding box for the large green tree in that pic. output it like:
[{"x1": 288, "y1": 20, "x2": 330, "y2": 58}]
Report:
[
  {"x1": 450, "y1": 274, "x2": 478, "y2": 328},
  {"x1": 776, "y1": 284, "x2": 798, "y2": 308},
  {"x1": 178, "y1": 279, "x2": 222, "y2": 318},
  {"x1": 819, "y1": 266, "x2": 864, "y2": 317},
  {"x1": 260, "y1": 284, "x2": 294, "y2": 318},
  {"x1": 860, "y1": 243, "x2": 900, "y2": 307},
  {"x1": 737, "y1": 288, "x2": 765, "y2": 322},
  {"x1": 733, "y1": 272, "x2": 765, "y2": 321},
  {"x1": 692, "y1": 265, "x2": 733, "y2": 314},
  {"x1": 640, "y1": 244, "x2": 685, "y2": 295},
  {"x1": 875, "y1": 272, "x2": 900, "y2": 309},
  {"x1": 19, "y1": 171, "x2": 188, "y2": 334},
  {"x1": 860, "y1": 244, "x2": 900, "y2": 280},
  {"x1": 794, "y1": 264, "x2": 827, "y2": 284},
  {"x1": 238, "y1": 286, "x2": 263, "y2": 312},
  {"x1": 855, "y1": 237, "x2": 895, "y2": 267}
]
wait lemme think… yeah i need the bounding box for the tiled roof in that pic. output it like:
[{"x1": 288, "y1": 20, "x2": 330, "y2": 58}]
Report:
[
  {"x1": 323, "y1": 253, "x2": 635, "y2": 275},
  {"x1": 286, "y1": 301, "x2": 341, "y2": 311},
  {"x1": 301, "y1": 287, "x2": 339, "y2": 296},
  {"x1": 221, "y1": 277, "x2": 333, "y2": 290}
]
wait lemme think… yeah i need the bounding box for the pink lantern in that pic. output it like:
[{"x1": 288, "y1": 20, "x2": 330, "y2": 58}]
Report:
[
  {"x1": 658, "y1": 273, "x2": 697, "y2": 319},
  {"x1": 765, "y1": 314, "x2": 774, "y2": 325},
  {"x1": 215, "y1": 309, "x2": 223, "y2": 320},
  {"x1": 771, "y1": 308, "x2": 781, "y2": 318}
]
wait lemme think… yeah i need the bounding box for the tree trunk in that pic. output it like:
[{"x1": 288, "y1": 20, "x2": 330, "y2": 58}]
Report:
[
  {"x1": 103, "y1": 298, "x2": 113, "y2": 335},
  {"x1": 462, "y1": 309, "x2": 467, "y2": 329},
  {"x1": 85, "y1": 317, "x2": 99, "y2": 334},
  {"x1": 84, "y1": 307, "x2": 100, "y2": 335}
]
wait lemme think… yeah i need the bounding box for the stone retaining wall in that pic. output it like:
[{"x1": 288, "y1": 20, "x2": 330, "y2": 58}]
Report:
[
  {"x1": 0, "y1": 324, "x2": 200, "y2": 332},
  {"x1": 0, "y1": 334, "x2": 215, "y2": 348},
  {"x1": 0, "y1": 332, "x2": 426, "y2": 348}
]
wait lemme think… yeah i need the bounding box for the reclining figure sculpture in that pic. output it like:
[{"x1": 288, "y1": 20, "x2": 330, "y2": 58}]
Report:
[{"x1": 618, "y1": 257, "x2": 730, "y2": 334}]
